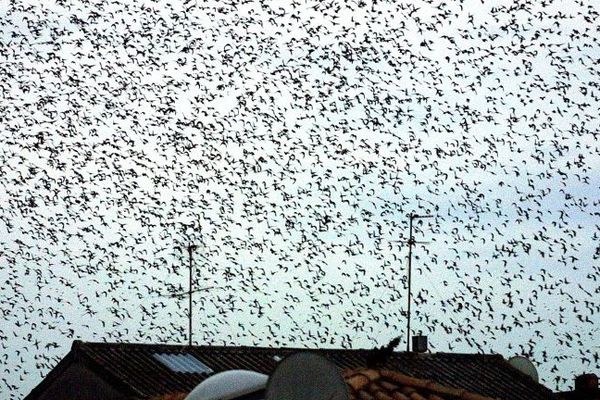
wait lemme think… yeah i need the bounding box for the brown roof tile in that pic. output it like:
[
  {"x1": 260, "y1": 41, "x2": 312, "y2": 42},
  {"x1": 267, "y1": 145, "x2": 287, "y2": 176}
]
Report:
[
  {"x1": 150, "y1": 393, "x2": 187, "y2": 400},
  {"x1": 344, "y1": 369, "x2": 499, "y2": 400}
]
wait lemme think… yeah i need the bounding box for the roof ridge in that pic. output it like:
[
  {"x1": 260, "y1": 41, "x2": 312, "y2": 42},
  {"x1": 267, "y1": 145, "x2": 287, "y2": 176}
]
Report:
[
  {"x1": 74, "y1": 341, "x2": 385, "y2": 353},
  {"x1": 407, "y1": 352, "x2": 504, "y2": 359},
  {"x1": 73, "y1": 341, "x2": 503, "y2": 358},
  {"x1": 344, "y1": 368, "x2": 501, "y2": 400}
]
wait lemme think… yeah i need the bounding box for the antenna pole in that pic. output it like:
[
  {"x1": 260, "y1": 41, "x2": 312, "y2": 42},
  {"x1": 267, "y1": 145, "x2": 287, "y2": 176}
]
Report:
[
  {"x1": 187, "y1": 243, "x2": 196, "y2": 346},
  {"x1": 406, "y1": 213, "x2": 432, "y2": 352},
  {"x1": 407, "y1": 214, "x2": 413, "y2": 352}
]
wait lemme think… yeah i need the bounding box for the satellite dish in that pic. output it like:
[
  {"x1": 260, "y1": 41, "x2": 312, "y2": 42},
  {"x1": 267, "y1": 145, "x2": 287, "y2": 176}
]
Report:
[
  {"x1": 508, "y1": 356, "x2": 539, "y2": 383},
  {"x1": 184, "y1": 370, "x2": 268, "y2": 400},
  {"x1": 265, "y1": 352, "x2": 349, "y2": 400}
]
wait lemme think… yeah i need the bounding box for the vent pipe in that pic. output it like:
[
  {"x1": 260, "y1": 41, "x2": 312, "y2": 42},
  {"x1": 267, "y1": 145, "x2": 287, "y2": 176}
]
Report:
[
  {"x1": 575, "y1": 374, "x2": 598, "y2": 393},
  {"x1": 411, "y1": 335, "x2": 428, "y2": 353}
]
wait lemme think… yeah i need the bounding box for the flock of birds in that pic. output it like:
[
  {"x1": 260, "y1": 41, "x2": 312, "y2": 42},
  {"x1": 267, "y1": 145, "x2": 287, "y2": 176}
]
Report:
[{"x1": 1, "y1": 0, "x2": 599, "y2": 397}]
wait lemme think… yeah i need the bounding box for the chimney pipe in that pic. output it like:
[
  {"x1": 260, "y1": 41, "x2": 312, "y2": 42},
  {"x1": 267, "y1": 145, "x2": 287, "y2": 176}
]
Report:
[
  {"x1": 411, "y1": 335, "x2": 428, "y2": 353},
  {"x1": 575, "y1": 374, "x2": 598, "y2": 393}
]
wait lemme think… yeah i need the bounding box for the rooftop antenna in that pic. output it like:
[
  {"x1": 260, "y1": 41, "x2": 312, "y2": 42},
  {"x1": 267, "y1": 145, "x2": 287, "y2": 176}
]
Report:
[
  {"x1": 161, "y1": 242, "x2": 216, "y2": 346},
  {"x1": 392, "y1": 212, "x2": 433, "y2": 352},
  {"x1": 187, "y1": 243, "x2": 196, "y2": 346}
]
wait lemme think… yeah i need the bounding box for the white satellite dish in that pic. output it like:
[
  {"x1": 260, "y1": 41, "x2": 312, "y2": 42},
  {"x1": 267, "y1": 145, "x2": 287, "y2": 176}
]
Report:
[
  {"x1": 508, "y1": 356, "x2": 539, "y2": 383},
  {"x1": 184, "y1": 369, "x2": 268, "y2": 400},
  {"x1": 265, "y1": 352, "x2": 349, "y2": 400}
]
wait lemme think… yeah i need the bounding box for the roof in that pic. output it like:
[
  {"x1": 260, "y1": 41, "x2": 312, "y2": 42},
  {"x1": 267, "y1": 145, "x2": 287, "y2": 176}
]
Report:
[
  {"x1": 344, "y1": 368, "x2": 497, "y2": 400},
  {"x1": 152, "y1": 368, "x2": 528, "y2": 400},
  {"x1": 26, "y1": 341, "x2": 554, "y2": 400},
  {"x1": 556, "y1": 389, "x2": 600, "y2": 400},
  {"x1": 150, "y1": 394, "x2": 187, "y2": 400}
]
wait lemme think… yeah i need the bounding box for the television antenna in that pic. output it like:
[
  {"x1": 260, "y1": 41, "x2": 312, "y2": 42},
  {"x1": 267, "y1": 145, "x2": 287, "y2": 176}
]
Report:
[
  {"x1": 391, "y1": 212, "x2": 433, "y2": 351},
  {"x1": 159, "y1": 242, "x2": 218, "y2": 346}
]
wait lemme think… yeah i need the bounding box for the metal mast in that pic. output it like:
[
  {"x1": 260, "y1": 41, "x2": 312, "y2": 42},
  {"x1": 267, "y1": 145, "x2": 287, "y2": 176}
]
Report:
[
  {"x1": 187, "y1": 243, "x2": 197, "y2": 346},
  {"x1": 406, "y1": 213, "x2": 432, "y2": 351},
  {"x1": 159, "y1": 241, "x2": 218, "y2": 347}
]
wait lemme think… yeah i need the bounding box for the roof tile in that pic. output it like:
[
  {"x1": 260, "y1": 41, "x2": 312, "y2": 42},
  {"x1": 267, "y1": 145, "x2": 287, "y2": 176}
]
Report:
[{"x1": 345, "y1": 369, "x2": 499, "y2": 400}]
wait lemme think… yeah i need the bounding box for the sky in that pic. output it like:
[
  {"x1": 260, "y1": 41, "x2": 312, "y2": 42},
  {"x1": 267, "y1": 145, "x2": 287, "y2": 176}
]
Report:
[{"x1": 1, "y1": 0, "x2": 600, "y2": 398}]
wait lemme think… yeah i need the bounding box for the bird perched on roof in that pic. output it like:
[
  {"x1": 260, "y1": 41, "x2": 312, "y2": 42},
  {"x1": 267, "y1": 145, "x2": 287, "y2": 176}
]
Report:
[{"x1": 366, "y1": 336, "x2": 402, "y2": 368}]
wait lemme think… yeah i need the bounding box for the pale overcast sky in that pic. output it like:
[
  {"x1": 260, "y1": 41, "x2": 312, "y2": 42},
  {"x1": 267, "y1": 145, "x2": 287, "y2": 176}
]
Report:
[{"x1": 1, "y1": 0, "x2": 599, "y2": 398}]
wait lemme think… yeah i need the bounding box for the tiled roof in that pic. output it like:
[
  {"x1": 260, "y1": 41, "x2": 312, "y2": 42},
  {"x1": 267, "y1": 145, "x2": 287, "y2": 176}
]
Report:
[
  {"x1": 154, "y1": 368, "x2": 522, "y2": 400},
  {"x1": 344, "y1": 368, "x2": 498, "y2": 400},
  {"x1": 556, "y1": 389, "x2": 600, "y2": 400},
  {"x1": 150, "y1": 394, "x2": 187, "y2": 400},
  {"x1": 26, "y1": 341, "x2": 554, "y2": 400}
]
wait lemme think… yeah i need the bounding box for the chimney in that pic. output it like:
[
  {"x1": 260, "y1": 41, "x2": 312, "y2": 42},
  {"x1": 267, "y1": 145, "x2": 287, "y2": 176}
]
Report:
[
  {"x1": 411, "y1": 335, "x2": 428, "y2": 353},
  {"x1": 575, "y1": 374, "x2": 598, "y2": 393}
]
